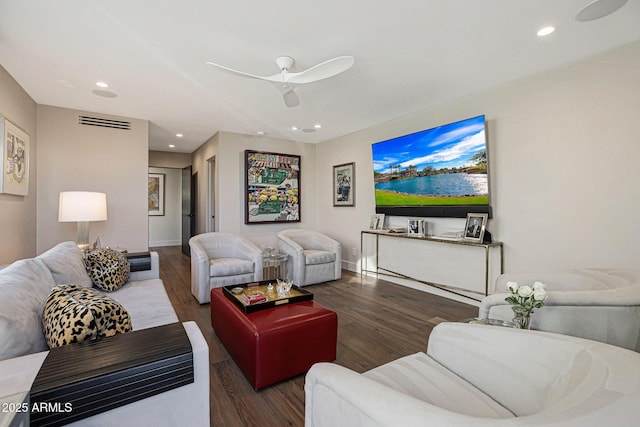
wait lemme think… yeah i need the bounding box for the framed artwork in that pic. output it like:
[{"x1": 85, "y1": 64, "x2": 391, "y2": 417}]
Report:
[
  {"x1": 148, "y1": 173, "x2": 165, "y2": 216},
  {"x1": 463, "y1": 213, "x2": 488, "y2": 242},
  {"x1": 333, "y1": 162, "x2": 355, "y2": 207},
  {"x1": 0, "y1": 117, "x2": 30, "y2": 196},
  {"x1": 369, "y1": 214, "x2": 385, "y2": 230},
  {"x1": 245, "y1": 150, "x2": 300, "y2": 224},
  {"x1": 408, "y1": 219, "x2": 426, "y2": 236}
]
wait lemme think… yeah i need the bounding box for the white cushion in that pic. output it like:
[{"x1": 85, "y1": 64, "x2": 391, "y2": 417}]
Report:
[
  {"x1": 209, "y1": 258, "x2": 254, "y2": 277},
  {"x1": 0, "y1": 258, "x2": 57, "y2": 361},
  {"x1": 37, "y1": 241, "x2": 93, "y2": 288},
  {"x1": 363, "y1": 352, "x2": 514, "y2": 419},
  {"x1": 107, "y1": 278, "x2": 178, "y2": 331},
  {"x1": 304, "y1": 250, "x2": 336, "y2": 266}
]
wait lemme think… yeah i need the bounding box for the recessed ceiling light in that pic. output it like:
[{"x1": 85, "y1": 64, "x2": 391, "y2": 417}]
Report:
[
  {"x1": 176, "y1": 133, "x2": 183, "y2": 138},
  {"x1": 256, "y1": 131, "x2": 265, "y2": 136},
  {"x1": 576, "y1": 0, "x2": 628, "y2": 22},
  {"x1": 168, "y1": 144, "x2": 176, "y2": 148},
  {"x1": 314, "y1": 124, "x2": 322, "y2": 129},
  {"x1": 291, "y1": 126, "x2": 298, "y2": 131},
  {"x1": 96, "y1": 81, "x2": 109, "y2": 88},
  {"x1": 537, "y1": 26, "x2": 555, "y2": 37},
  {"x1": 91, "y1": 89, "x2": 117, "y2": 98}
]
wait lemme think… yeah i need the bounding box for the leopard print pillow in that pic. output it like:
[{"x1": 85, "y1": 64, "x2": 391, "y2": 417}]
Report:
[
  {"x1": 84, "y1": 248, "x2": 130, "y2": 292},
  {"x1": 42, "y1": 284, "x2": 132, "y2": 348}
]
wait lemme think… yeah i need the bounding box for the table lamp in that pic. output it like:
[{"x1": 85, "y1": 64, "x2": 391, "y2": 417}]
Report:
[{"x1": 58, "y1": 191, "x2": 108, "y2": 251}]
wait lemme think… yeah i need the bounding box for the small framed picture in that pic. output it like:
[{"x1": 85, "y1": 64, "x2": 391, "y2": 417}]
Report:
[
  {"x1": 370, "y1": 214, "x2": 385, "y2": 230},
  {"x1": 463, "y1": 213, "x2": 488, "y2": 242},
  {"x1": 407, "y1": 219, "x2": 425, "y2": 236},
  {"x1": 148, "y1": 173, "x2": 165, "y2": 216},
  {"x1": 333, "y1": 162, "x2": 355, "y2": 207}
]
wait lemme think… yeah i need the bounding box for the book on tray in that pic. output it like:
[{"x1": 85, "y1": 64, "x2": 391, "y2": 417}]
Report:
[{"x1": 242, "y1": 292, "x2": 267, "y2": 305}]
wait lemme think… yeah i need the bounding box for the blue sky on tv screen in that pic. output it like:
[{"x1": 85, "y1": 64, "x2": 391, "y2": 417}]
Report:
[{"x1": 372, "y1": 115, "x2": 486, "y2": 174}]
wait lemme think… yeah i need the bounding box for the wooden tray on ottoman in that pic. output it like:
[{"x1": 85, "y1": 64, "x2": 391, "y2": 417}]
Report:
[{"x1": 222, "y1": 280, "x2": 313, "y2": 314}]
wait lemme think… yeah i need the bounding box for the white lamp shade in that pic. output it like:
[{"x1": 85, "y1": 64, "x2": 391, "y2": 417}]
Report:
[{"x1": 58, "y1": 191, "x2": 108, "y2": 222}]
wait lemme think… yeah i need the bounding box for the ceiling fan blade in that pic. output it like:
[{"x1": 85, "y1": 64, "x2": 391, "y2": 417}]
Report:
[
  {"x1": 286, "y1": 56, "x2": 355, "y2": 84},
  {"x1": 205, "y1": 61, "x2": 274, "y2": 81}
]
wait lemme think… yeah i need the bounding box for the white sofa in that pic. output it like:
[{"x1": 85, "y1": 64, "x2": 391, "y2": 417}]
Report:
[
  {"x1": 0, "y1": 241, "x2": 210, "y2": 426},
  {"x1": 277, "y1": 229, "x2": 342, "y2": 287},
  {"x1": 479, "y1": 269, "x2": 640, "y2": 351},
  {"x1": 305, "y1": 322, "x2": 640, "y2": 426},
  {"x1": 189, "y1": 232, "x2": 263, "y2": 303}
]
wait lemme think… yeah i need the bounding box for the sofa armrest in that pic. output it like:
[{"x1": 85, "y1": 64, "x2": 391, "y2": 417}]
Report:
[
  {"x1": 305, "y1": 362, "x2": 495, "y2": 427},
  {"x1": 128, "y1": 252, "x2": 160, "y2": 282},
  {"x1": 63, "y1": 321, "x2": 210, "y2": 427}
]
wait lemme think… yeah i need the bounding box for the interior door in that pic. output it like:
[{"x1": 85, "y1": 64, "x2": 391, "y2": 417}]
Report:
[
  {"x1": 206, "y1": 156, "x2": 215, "y2": 232},
  {"x1": 182, "y1": 166, "x2": 197, "y2": 256}
]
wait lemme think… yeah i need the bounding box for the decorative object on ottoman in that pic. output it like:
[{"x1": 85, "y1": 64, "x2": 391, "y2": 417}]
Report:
[
  {"x1": 84, "y1": 247, "x2": 131, "y2": 291},
  {"x1": 42, "y1": 284, "x2": 132, "y2": 348},
  {"x1": 210, "y1": 287, "x2": 337, "y2": 390},
  {"x1": 505, "y1": 281, "x2": 547, "y2": 329}
]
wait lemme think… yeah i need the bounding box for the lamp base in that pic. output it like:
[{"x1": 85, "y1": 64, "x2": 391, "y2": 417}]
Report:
[{"x1": 77, "y1": 221, "x2": 90, "y2": 252}]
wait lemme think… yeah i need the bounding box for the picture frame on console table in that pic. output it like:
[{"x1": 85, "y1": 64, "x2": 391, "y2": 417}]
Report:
[
  {"x1": 245, "y1": 150, "x2": 300, "y2": 224},
  {"x1": 463, "y1": 213, "x2": 488, "y2": 242},
  {"x1": 370, "y1": 213, "x2": 385, "y2": 230},
  {"x1": 0, "y1": 117, "x2": 30, "y2": 196},
  {"x1": 407, "y1": 219, "x2": 426, "y2": 237},
  {"x1": 332, "y1": 162, "x2": 355, "y2": 207}
]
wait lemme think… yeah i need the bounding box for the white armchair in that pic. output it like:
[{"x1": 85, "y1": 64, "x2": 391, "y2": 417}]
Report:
[
  {"x1": 277, "y1": 229, "x2": 341, "y2": 287},
  {"x1": 189, "y1": 232, "x2": 263, "y2": 304},
  {"x1": 479, "y1": 269, "x2": 640, "y2": 351},
  {"x1": 305, "y1": 322, "x2": 640, "y2": 427}
]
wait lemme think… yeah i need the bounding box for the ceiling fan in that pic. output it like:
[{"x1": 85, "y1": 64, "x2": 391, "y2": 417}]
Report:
[{"x1": 206, "y1": 55, "x2": 355, "y2": 107}]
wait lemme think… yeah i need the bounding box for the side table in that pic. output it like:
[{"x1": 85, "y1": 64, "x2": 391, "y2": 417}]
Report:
[{"x1": 263, "y1": 253, "x2": 288, "y2": 281}]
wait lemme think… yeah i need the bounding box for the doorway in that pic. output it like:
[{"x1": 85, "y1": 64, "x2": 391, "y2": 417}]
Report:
[
  {"x1": 182, "y1": 166, "x2": 197, "y2": 256},
  {"x1": 206, "y1": 156, "x2": 216, "y2": 232}
]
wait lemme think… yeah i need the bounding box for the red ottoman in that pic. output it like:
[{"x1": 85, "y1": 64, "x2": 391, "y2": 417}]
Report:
[{"x1": 210, "y1": 288, "x2": 338, "y2": 390}]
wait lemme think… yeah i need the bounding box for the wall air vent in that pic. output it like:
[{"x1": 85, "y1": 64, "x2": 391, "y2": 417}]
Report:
[{"x1": 78, "y1": 115, "x2": 131, "y2": 130}]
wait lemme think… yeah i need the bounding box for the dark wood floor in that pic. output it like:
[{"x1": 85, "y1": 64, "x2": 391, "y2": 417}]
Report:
[{"x1": 154, "y1": 246, "x2": 478, "y2": 427}]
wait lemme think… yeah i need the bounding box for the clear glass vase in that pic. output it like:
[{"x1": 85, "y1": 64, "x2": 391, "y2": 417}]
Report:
[{"x1": 511, "y1": 305, "x2": 532, "y2": 329}]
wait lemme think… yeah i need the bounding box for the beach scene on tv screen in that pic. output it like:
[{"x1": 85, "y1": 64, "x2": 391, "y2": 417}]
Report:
[{"x1": 372, "y1": 115, "x2": 488, "y2": 206}]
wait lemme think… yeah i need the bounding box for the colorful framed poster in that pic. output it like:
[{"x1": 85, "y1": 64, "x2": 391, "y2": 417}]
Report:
[
  {"x1": 0, "y1": 117, "x2": 30, "y2": 196},
  {"x1": 148, "y1": 173, "x2": 165, "y2": 216},
  {"x1": 245, "y1": 150, "x2": 300, "y2": 224},
  {"x1": 333, "y1": 162, "x2": 355, "y2": 207}
]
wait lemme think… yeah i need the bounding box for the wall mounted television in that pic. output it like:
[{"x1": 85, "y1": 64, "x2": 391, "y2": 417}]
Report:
[{"x1": 371, "y1": 114, "x2": 491, "y2": 218}]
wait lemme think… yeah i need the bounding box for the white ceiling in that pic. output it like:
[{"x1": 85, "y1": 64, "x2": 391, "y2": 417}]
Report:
[{"x1": 1, "y1": 0, "x2": 639, "y2": 153}]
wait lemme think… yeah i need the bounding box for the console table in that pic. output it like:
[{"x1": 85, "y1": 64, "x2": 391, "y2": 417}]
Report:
[{"x1": 360, "y1": 230, "x2": 503, "y2": 301}]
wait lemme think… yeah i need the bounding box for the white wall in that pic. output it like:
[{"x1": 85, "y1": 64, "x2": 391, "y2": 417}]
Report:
[
  {"x1": 316, "y1": 41, "x2": 640, "y2": 275},
  {"x1": 36, "y1": 105, "x2": 149, "y2": 253},
  {"x1": 0, "y1": 65, "x2": 38, "y2": 264},
  {"x1": 148, "y1": 167, "x2": 182, "y2": 247}
]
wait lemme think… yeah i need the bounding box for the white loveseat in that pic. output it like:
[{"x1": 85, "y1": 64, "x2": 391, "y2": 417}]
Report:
[
  {"x1": 0, "y1": 242, "x2": 210, "y2": 426},
  {"x1": 305, "y1": 322, "x2": 640, "y2": 426},
  {"x1": 479, "y1": 269, "x2": 640, "y2": 351}
]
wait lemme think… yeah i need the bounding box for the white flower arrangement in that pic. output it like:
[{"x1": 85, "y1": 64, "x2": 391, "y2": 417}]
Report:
[{"x1": 505, "y1": 281, "x2": 547, "y2": 310}]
